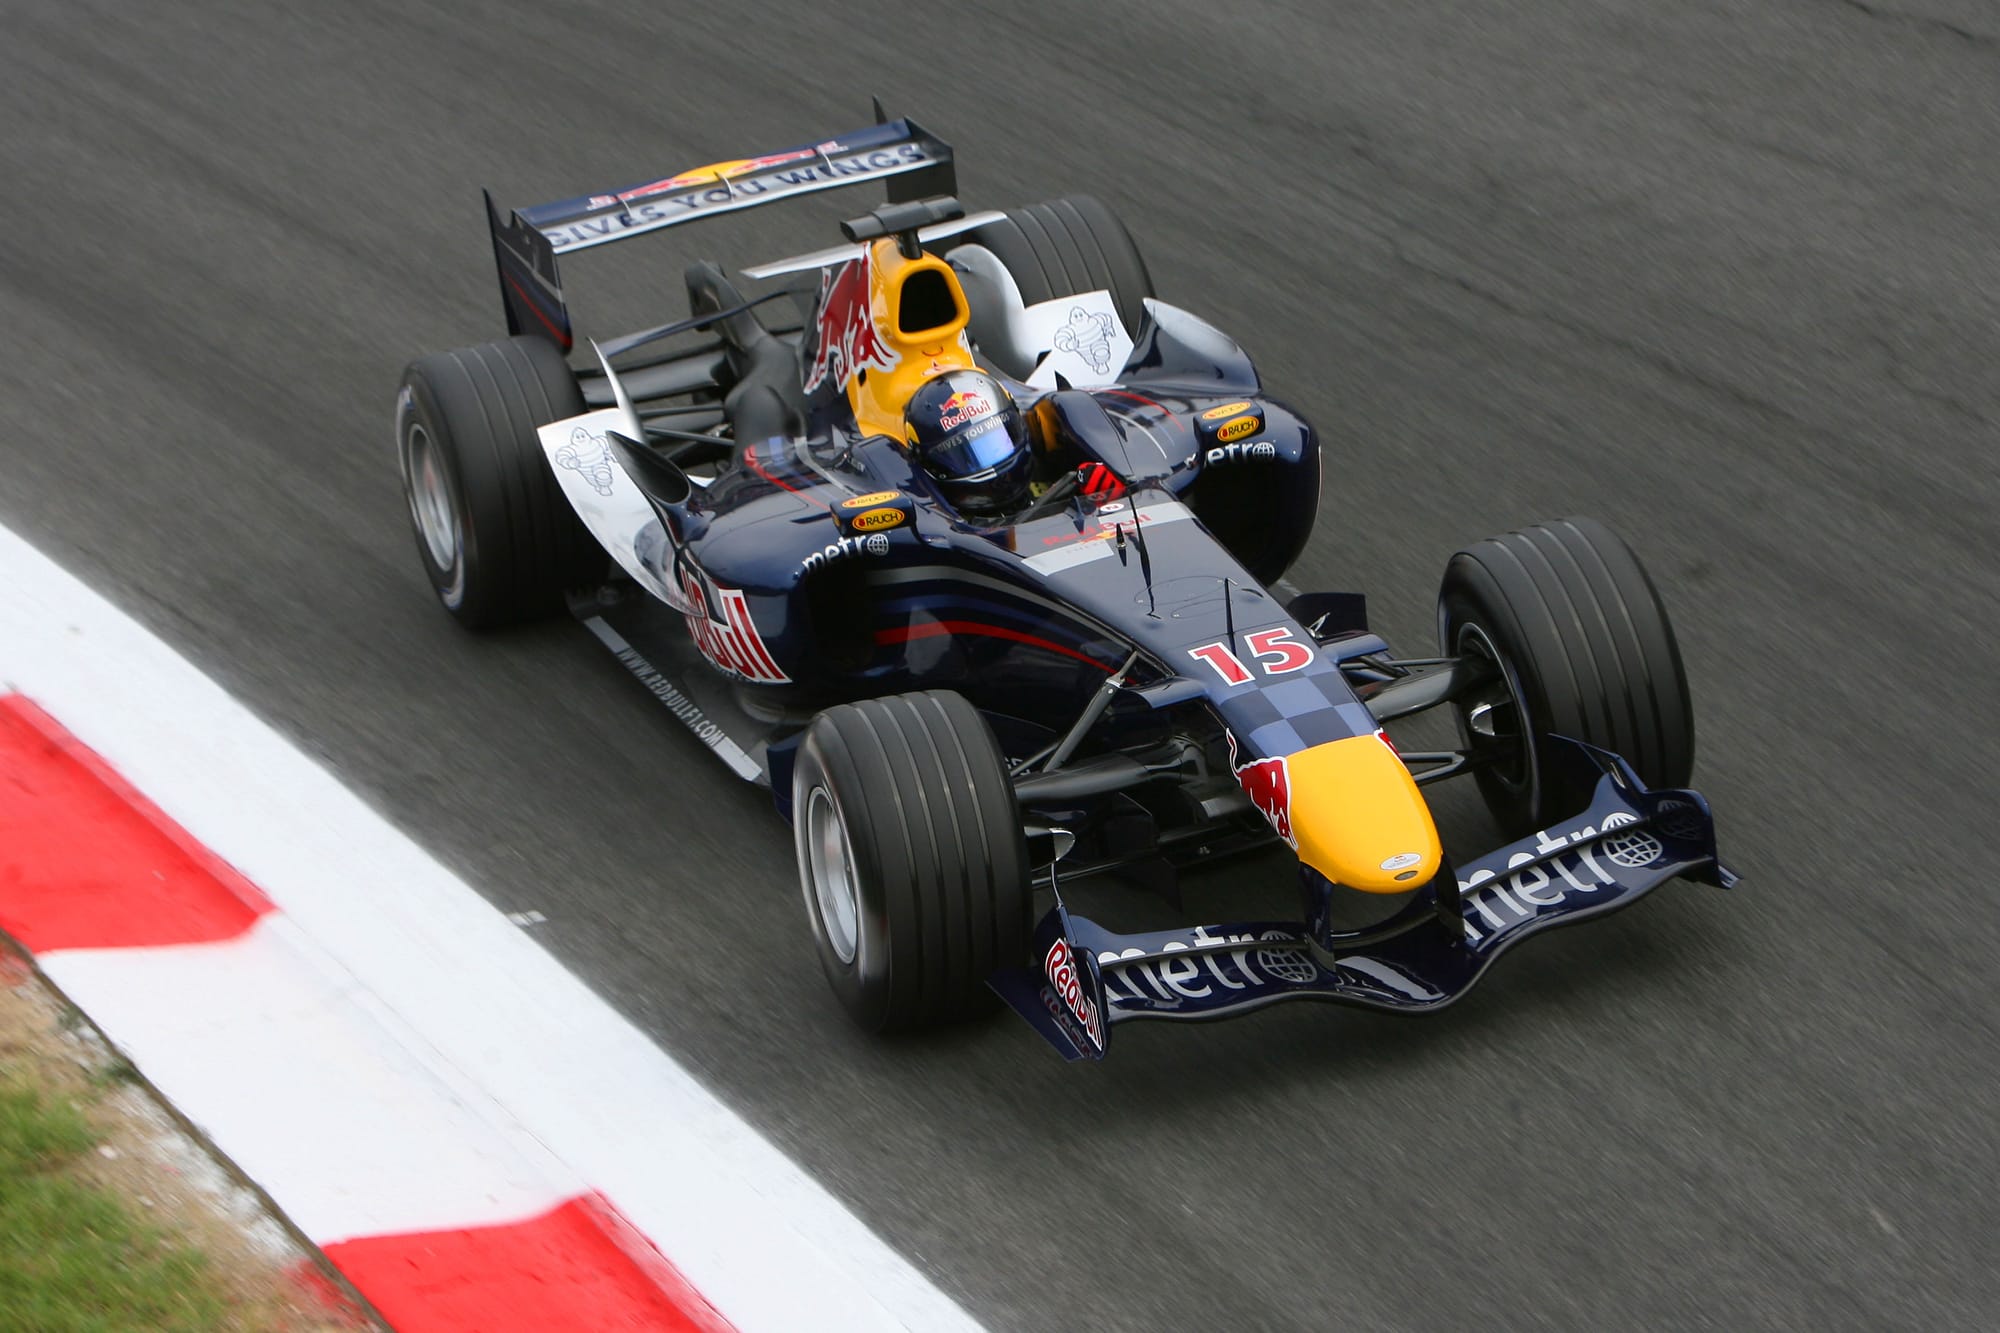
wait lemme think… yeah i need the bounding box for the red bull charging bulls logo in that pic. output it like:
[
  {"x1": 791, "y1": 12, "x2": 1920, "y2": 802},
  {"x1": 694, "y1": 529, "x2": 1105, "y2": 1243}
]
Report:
[
  {"x1": 1227, "y1": 731, "x2": 1296, "y2": 848},
  {"x1": 1043, "y1": 939, "x2": 1103, "y2": 1048},
  {"x1": 674, "y1": 562, "x2": 789, "y2": 684},
  {"x1": 804, "y1": 255, "x2": 898, "y2": 393},
  {"x1": 937, "y1": 389, "x2": 993, "y2": 431}
]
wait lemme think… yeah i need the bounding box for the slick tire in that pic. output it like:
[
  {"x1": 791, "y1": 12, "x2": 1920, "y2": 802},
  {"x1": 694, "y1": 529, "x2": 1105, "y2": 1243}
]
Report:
[
  {"x1": 396, "y1": 336, "x2": 604, "y2": 629},
  {"x1": 960, "y1": 196, "x2": 1155, "y2": 340},
  {"x1": 1437, "y1": 517, "x2": 1695, "y2": 836},
  {"x1": 792, "y1": 691, "x2": 1032, "y2": 1033}
]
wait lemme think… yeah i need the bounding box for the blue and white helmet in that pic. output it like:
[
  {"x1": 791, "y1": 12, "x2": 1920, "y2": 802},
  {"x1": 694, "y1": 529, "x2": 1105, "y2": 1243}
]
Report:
[{"x1": 903, "y1": 370, "x2": 1034, "y2": 517}]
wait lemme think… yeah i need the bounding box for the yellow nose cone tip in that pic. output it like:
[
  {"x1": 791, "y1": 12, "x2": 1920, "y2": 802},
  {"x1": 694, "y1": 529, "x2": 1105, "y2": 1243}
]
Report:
[{"x1": 1283, "y1": 734, "x2": 1442, "y2": 893}]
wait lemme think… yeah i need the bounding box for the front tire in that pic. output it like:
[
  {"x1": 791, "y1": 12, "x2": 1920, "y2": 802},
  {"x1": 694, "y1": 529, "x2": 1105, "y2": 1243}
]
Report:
[
  {"x1": 1438, "y1": 517, "x2": 1695, "y2": 835},
  {"x1": 792, "y1": 691, "x2": 1032, "y2": 1033},
  {"x1": 395, "y1": 336, "x2": 603, "y2": 629}
]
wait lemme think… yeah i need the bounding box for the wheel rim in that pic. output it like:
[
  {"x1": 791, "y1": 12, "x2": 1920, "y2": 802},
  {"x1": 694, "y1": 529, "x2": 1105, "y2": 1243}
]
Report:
[
  {"x1": 406, "y1": 424, "x2": 462, "y2": 575},
  {"x1": 805, "y1": 786, "x2": 860, "y2": 965},
  {"x1": 1454, "y1": 621, "x2": 1538, "y2": 807}
]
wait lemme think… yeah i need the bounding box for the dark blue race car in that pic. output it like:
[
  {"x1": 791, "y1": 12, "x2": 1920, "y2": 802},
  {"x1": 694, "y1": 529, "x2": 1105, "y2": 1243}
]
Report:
[{"x1": 395, "y1": 112, "x2": 1735, "y2": 1061}]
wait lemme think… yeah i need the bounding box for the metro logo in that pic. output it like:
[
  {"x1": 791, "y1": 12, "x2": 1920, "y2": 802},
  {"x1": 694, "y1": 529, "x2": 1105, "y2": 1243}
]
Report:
[
  {"x1": 804, "y1": 255, "x2": 897, "y2": 393},
  {"x1": 1205, "y1": 440, "x2": 1277, "y2": 465},
  {"x1": 1456, "y1": 815, "x2": 1668, "y2": 945}
]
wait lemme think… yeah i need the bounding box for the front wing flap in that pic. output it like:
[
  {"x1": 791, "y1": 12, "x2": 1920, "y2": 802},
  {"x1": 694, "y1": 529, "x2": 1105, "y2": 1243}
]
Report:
[{"x1": 991, "y1": 743, "x2": 1736, "y2": 1061}]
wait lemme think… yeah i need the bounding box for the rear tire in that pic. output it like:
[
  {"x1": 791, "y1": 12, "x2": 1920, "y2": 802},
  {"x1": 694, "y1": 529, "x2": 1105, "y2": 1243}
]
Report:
[
  {"x1": 1437, "y1": 517, "x2": 1695, "y2": 835},
  {"x1": 960, "y1": 196, "x2": 1154, "y2": 340},
  {"x1": 395, "y1": 336, "x2": 603, "y2": 629},
  {"x1": 792, "y1": 691, "x2": 1031, "y2": 1033}
]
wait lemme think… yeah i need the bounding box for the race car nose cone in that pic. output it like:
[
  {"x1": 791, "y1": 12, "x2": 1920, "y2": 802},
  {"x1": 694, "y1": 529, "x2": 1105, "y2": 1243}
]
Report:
[{"x1": 1284, "y1": 734, "x2": 1442, "y2": 893}]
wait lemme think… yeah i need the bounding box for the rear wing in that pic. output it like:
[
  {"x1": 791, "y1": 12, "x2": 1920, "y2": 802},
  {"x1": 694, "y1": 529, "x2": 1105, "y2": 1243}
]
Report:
[{"x1": 485, "y1": 115, "x2": 955, "y2": 351}]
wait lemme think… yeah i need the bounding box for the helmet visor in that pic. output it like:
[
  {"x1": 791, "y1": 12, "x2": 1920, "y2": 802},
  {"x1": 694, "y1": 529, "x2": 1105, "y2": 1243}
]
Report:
[{"x1": 921, "y1": 413, "x2": 1023, "y2": 479}]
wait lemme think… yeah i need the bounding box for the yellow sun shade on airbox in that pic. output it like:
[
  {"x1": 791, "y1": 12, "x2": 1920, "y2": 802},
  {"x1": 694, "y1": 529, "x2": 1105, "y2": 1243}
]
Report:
[{"x1": 1284, "y1": 733, "x2": 1442, "y2": 893}]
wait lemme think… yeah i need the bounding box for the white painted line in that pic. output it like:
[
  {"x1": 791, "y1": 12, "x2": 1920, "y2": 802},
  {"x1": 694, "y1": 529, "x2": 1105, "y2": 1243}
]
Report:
[{"x1": 0, "y1": 522, "x2": 980, "y2": 1333}]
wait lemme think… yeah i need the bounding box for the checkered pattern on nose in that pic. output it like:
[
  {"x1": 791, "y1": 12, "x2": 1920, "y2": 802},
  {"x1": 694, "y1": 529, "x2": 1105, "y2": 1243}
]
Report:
[{"x1": 1212, "y1": 661, "x2": 1379, "y2": 759}]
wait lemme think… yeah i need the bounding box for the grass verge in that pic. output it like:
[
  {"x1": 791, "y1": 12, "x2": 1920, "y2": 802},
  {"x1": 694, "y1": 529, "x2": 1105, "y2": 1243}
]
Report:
[
  {"x1": 0, "y1": 1080, "x2": 233, "y2": 1331},
  {"x1": 0, "y1": 958, "x2": 371, "y2": 1333}
]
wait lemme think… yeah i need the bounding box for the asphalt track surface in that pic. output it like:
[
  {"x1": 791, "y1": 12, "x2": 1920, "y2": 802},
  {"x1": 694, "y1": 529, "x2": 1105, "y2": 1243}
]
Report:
[{"x1": 3, "y1": 1, "x2": 1995, "y2": 1328}]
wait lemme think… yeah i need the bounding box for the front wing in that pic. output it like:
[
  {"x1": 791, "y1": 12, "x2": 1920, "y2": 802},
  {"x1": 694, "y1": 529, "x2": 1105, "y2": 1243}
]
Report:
[{"x1": 991, "y1": 743, "x2": 1737, "y2": 1061}]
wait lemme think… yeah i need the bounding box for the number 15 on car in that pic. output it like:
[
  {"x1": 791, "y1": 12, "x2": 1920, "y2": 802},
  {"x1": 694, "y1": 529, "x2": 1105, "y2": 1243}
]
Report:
[{"x1": 1187, "y1": 627, "x2": 1314, "y2": 685}]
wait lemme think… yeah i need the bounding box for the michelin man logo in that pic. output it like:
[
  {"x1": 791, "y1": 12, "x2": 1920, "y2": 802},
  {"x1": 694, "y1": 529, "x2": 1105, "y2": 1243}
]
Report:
[
  {"x1": 556, "y1": 427, "x2": 616, "y2": 497},
  {"x1": 1052, "y1": 305, "x2": 1117, "y2": 374}
]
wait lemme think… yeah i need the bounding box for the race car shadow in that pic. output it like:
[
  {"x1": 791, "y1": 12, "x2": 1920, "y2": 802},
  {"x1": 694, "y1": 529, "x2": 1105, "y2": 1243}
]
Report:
[{"x1": 986, "y1": 916, "x2": 1713, "y2": 1116}]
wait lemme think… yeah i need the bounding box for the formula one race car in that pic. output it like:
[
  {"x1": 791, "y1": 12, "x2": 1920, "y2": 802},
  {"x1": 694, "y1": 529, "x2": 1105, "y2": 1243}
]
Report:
[{"x1": 395, "y1": 111, "x2": 1734, "y2": 1060}]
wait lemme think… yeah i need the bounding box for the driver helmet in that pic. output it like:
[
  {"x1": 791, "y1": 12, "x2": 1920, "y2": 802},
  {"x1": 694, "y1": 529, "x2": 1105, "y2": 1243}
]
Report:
[{"x1": 903, "y1": 370, "x2": 1034, "y2": 517}]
